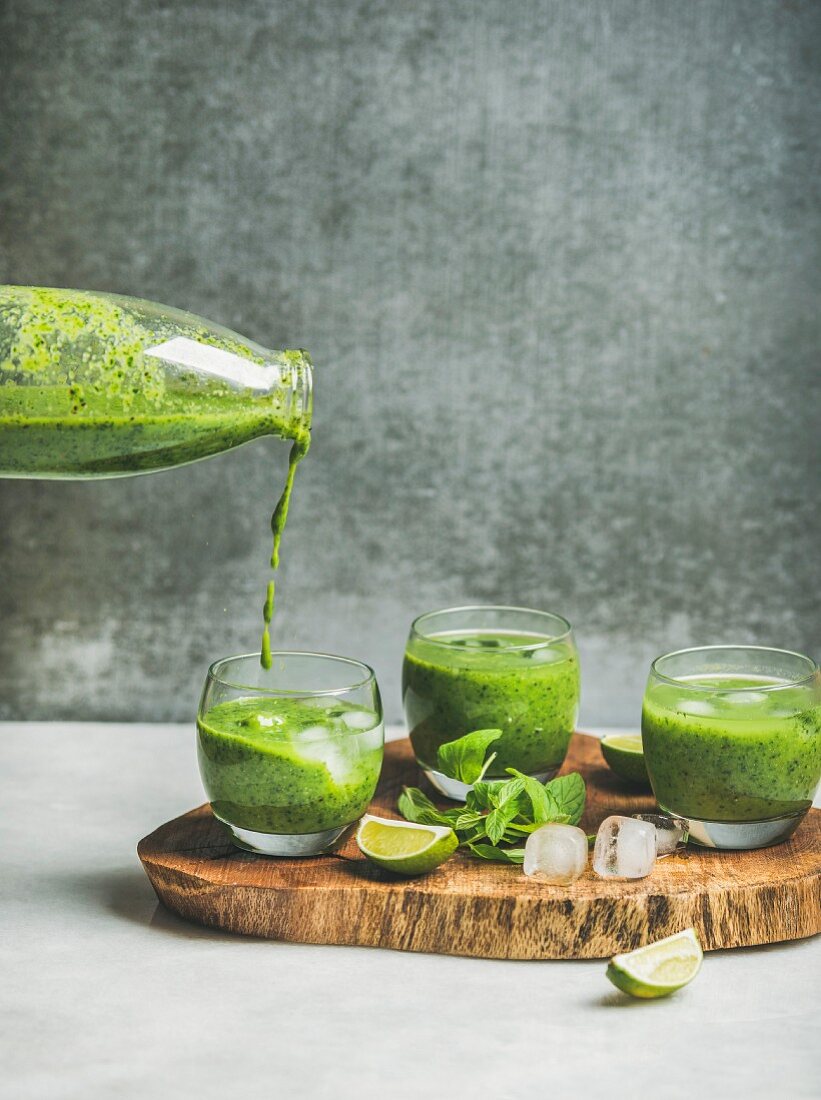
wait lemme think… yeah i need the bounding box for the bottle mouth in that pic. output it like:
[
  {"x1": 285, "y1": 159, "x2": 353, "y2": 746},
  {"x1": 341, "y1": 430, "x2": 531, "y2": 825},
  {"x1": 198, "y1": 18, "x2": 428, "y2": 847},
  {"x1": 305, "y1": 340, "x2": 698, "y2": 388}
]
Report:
[
  {"x1": 301, "y1": 356, "x2": 314, "y2": 429},
  {"x1": 280, "y1": 350, "x2": 313, "y2": 431}
]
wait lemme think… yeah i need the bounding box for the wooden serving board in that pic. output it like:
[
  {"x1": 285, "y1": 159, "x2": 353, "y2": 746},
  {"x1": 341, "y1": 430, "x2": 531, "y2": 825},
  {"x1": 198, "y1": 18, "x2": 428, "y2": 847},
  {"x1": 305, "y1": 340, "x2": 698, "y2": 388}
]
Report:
[{"x1": 138, "y1": 734, "x2": 821, "y2": 959}]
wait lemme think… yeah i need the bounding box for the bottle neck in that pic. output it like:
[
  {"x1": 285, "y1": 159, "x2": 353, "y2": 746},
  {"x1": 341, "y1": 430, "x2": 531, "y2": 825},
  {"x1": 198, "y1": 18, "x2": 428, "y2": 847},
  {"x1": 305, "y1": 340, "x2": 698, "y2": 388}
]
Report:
[{"x1": 278, "y1": 350, "x2": 313, "y2": 437}]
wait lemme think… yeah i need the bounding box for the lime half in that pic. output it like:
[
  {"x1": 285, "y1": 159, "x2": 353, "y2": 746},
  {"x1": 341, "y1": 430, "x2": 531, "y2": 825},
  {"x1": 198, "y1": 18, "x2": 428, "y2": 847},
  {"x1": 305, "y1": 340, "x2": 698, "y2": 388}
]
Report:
[
  {"x1": 607, "y1": 929, "x2": 703, "y2": 998},
  {"x1": 356, "y1": 814, "x2": 458, "y2": 875},
  {"x1": 601, "y1": 734, "x2": 650, "y2": 787}
]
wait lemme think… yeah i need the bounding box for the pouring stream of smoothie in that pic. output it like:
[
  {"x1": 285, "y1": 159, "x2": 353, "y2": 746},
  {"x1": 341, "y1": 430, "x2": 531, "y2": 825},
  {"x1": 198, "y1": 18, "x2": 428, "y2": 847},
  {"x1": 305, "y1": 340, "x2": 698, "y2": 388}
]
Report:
[{"x1": 262, "y1": 433, "x2": 310, "y2": 669}]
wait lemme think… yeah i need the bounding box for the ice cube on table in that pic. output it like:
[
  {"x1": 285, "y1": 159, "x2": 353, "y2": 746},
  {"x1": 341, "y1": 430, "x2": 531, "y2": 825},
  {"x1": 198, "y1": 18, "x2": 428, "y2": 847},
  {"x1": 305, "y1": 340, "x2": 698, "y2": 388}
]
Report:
[
  {"x1": 593, "y1": 816, "x2": 656, "y2": 879},
  {"x1": 523, "y1": 824, "x2": 588, "y2": 885},
  {"x1": 632, "y1": 813, "x2": 689, "y2": 856}
]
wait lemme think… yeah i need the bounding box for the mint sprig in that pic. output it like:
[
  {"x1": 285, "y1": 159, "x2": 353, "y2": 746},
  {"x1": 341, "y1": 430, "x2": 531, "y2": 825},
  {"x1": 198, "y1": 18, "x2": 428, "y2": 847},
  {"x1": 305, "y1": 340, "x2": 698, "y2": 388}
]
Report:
[
  {"x1": 398, "y1": 768, "x2": 586, "y2": 861},
  {"x1": 397, "y1": 787, "x2": 463, "y2": 830},
  {"x1": 436, "y1": 728, "x2": 503, "y2": 784}
]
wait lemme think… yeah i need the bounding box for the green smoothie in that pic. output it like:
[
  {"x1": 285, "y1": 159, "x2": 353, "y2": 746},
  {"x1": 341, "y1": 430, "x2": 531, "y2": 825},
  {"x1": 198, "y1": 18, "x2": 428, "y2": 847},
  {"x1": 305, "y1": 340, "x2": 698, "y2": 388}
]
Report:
[
  {"x1": 642, "y1": 675, "x2": 821, "y2": 822},
  {"x1": 0, "y1": 384, "x2": 308, "y2": 476},
  {"x1": 403, "y1": 630, "x2": 580, "y2": 777},
  {"x1": 197, "y1": 697, "x2": 383, "y2": 834},
  {"x1": 0, "y1": 286, "x2": 311, "y2": 477}
]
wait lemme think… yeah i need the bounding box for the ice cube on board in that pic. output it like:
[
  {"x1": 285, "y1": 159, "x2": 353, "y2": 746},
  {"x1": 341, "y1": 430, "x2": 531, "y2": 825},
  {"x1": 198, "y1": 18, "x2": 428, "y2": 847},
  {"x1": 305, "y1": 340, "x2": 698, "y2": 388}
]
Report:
[
  {"x1": 593, "y1": 816, "x2": 656, "y2": 879},
  {"x1": 523, "y1": 824, "x2": 588, "y2": 885}
]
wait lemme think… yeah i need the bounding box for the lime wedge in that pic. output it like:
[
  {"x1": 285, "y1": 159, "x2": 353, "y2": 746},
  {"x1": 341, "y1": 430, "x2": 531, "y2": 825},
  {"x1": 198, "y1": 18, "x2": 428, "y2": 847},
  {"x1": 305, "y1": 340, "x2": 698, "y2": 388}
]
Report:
[
  {"x1": 601, "y1": 734, "x2": 651, "y2": 787},
  {"x1": 356, "y1": 814, "x2": 458, "y2": 875},
  {"x1": 607, "y1": 929, "x2": 703, "y2": 998}
]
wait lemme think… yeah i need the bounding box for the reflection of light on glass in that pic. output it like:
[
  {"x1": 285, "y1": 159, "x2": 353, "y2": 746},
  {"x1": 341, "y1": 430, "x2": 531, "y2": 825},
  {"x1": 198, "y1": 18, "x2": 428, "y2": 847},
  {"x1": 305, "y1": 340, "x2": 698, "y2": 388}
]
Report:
[{"x1": 145, "y1": 337, "x2": 273, "y2": 390}]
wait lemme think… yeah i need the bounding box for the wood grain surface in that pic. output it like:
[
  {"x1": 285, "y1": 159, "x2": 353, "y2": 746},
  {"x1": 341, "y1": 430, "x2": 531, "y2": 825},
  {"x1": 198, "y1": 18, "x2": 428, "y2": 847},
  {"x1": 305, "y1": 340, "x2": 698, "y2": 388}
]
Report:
[{"x1": 138, "y1": 734, "x2": 821, "y2": 959}]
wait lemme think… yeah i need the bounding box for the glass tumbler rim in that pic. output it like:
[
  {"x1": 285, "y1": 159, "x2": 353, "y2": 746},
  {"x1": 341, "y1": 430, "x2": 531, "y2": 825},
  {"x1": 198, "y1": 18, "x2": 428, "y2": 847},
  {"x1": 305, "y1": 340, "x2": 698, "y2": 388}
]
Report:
[
  {"x1": 650, "y1": 644, "x2": 819, "y2": 691},
  {"x1": 409, "y1": 604, "x2": 573, "y2": 651},
  {"x1": 206, "y1": 650, "x2": 377, "y2": 697}
]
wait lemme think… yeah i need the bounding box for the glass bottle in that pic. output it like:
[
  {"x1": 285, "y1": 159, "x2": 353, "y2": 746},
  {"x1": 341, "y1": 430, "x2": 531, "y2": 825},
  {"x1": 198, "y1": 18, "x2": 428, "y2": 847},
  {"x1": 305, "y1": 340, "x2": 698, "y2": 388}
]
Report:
[{"x1": 0, "y1": 285, "x2": 312, "y2": 477}]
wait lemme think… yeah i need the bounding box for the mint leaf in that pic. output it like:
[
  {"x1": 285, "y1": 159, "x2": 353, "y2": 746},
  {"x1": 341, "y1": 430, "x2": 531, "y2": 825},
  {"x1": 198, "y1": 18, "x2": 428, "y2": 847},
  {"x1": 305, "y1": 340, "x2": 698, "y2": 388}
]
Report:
[
  {"x1": 492, "y1": 774, "x2": 526, "y2": 812},
  {"x1": 466, "y1": 774, "x2": 524, "y2": 812},
  {"x1": 485, "y1": 796, "x2": 523, "y2": 844},
  {"x1": 503, "y1": 820, "x2": 547, "y2": 836},
  {"x1": 397, "y1": 786, "x2": 436, "y2": 822},
  {"x1": 398, "y1": 787, "x2": 462, "y2": 829},
  {"x1": 544, "y1": 773, "x2": 586, "y2": 825},
  {"x1": 465, "y1": 781, "x2": 496, "y2": 812},
  {"x1": 504, "y1": 768, "x2": 554, "y2": 823},
  {"x1": 468, "y1": 844, "x2": 526, "y2": 864},
  {"x1": 436, "y1": 729, "x2": 503, "y2": 784},
  {"x1": 454, "y1": 809, "x2": 484, "y2": 831}
]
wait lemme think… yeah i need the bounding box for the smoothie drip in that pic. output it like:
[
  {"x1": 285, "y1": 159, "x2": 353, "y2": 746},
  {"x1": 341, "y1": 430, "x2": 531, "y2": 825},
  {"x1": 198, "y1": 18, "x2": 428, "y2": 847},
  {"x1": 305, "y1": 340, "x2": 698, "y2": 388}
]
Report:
[{"x1": 261, "y1": 433, "x2": 310, "y2": 670}]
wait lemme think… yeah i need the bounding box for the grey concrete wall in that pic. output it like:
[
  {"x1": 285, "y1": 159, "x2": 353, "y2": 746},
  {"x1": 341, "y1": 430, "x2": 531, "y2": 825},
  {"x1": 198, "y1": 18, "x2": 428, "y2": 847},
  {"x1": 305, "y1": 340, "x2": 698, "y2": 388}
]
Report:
[{"x1": 0, "y1": 0, "x2": 818, "y2": 726}]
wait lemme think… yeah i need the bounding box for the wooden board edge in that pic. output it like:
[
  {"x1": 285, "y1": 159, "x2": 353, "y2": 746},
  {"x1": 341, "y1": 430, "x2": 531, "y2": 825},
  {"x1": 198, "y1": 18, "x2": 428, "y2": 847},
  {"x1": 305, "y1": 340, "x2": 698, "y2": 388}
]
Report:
[{"x1": 140, "y1": 856, "x2": 821, "y2": 960}]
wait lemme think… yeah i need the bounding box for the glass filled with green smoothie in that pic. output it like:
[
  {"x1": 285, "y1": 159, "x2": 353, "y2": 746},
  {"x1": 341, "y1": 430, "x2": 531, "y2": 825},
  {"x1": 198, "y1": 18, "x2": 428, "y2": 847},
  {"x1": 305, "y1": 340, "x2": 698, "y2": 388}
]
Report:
[
  {"x1": 642, "y1": 645, "x2": 821, "y2": 849},
  {"x1": 197, "y1": 652, "x2": 383, "y2": 856},
  {"x1": 403, "y1": 606, "x2": 580, "y2": 799}
]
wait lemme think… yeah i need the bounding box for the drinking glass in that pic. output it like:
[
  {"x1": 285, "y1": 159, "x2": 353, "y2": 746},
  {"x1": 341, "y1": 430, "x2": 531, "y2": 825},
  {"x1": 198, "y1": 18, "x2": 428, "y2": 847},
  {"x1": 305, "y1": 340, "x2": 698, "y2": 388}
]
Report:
[
  {"x1": 402, "y1": 605, "x2": 580, "y2": 799},
  {"x1": 642, "y1": 645, "x2": 821, "y2": 849},
  {"x1": 197, "y1": 652, "x2": 383, "y2": 856}
]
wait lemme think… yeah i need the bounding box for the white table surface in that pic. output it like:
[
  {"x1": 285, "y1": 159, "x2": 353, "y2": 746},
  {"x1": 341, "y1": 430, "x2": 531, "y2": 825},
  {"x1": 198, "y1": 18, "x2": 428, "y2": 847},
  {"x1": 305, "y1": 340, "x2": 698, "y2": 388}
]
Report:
[{"x1": 1, "y1": 721, "x2": 818, "y2": 1100}]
